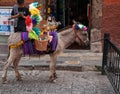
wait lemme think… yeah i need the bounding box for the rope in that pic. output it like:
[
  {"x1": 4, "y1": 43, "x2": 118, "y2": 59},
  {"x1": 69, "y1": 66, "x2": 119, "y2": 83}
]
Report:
[
  {"x1": 9, "y1": 41, "x2": 24, "y2": 49},
  {"x1": 74, "y1": 29, "x2": 85, "y2": 45},
  {"x1": 90, "y1": 38, "x2": 108, "y2": 43}
]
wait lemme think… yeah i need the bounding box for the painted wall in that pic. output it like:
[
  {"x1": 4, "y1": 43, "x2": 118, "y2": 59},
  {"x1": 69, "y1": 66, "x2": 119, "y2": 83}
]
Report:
[{"x1": 102, "y1": 0, "x2": 120, "y2": 47}]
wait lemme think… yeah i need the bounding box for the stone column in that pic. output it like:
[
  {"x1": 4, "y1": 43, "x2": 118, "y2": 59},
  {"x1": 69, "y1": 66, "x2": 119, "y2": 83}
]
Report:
[{"x1": 90, "y1": 0, "x2": 102, "y2": 52}]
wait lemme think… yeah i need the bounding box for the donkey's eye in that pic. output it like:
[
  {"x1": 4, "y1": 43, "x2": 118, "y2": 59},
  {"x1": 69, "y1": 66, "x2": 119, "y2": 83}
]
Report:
[{"x1": 83, "y1": 33, "x2": 87, "y2": 36}]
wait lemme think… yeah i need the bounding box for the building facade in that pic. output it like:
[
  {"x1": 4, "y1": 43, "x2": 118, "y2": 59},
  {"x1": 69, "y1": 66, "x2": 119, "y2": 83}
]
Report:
[
  {"x1": 0, "y1": 0, "x2": 120, "y2": 54},
  {"x1": 102, "y1": 0, "x2": 120, "y2": 47}
]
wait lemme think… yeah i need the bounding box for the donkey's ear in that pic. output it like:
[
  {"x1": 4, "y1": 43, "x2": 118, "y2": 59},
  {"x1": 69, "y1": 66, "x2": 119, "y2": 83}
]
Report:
[{"x1": 72, "y1": 20, "x2": 77, "y2": 24}]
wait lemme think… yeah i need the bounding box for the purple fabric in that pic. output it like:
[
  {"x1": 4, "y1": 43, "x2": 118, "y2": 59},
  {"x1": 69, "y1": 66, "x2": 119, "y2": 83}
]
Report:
[
  {"x1": 21, "y1": 32, "x2": 28, "y2": 54},
  {"x1": 21, "y1": 31, "x2": 58, "y2": 55},
  {"x1": 50, "y1": 31, "x2": 58, "y2": 51},
  {"x1": 21, "y1": 32, "x2": 28, "y2": 41}
]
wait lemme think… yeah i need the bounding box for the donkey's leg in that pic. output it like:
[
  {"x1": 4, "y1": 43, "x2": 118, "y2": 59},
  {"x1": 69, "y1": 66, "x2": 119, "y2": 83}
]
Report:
[
  {"x1": 2, "y1": 51, "x2": 16, "y2": 83},
  {"x1": 13, "y1": 54, "x2": 22, "y2": 81},
  {"x1": 49, "y1": 53, "x2": 57, "y2": 81}
]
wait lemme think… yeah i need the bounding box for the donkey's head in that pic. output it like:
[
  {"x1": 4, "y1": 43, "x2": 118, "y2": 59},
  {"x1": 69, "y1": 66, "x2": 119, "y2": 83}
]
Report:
[{"x1": 72, "y1": 23, "x2": 89, "y2": 46}]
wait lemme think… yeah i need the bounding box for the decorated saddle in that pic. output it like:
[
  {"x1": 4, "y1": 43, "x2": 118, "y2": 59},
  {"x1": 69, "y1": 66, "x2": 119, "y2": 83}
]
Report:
[
  {"x1": 9, "y1": 2, "x2": 59, "y2": 55},
  {"x1": 21, "y1": 31, "x2": 58, "y2": 55},
  {"x1": 20, "y1": 2, "x2": 59, "y2": 55}
]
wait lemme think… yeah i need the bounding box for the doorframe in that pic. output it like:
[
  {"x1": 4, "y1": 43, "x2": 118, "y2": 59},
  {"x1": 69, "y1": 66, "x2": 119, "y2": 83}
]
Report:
[
  {"x1": 66, "y1": 0, "x2": 92, "y2": 44},
  {"x1": 88, "y1": 0, "x2": 92, "y2": 41}
]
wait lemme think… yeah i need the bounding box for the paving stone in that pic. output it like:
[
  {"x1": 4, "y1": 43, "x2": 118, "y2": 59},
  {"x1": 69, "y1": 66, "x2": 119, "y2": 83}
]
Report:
[
  {"x1": 0, "y1": 70, "x2": 115, "y2": 94},
  {"x1": 0, "y1": 50, "x2": 115, "y2": 94}
]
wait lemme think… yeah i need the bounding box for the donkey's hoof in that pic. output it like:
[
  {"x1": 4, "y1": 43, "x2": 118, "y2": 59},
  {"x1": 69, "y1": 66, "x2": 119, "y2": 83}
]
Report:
[
  {"x1": 53, "y1": 79, "x2": 56, "y2": 83},
  {"x1": 2, "y1": 77, "x2": 7, "y2": 84},
  {"x1": 16, "y1": 77, "x2": 22, "y2": 81},
  {"x1": 53, "y1": 73, "x2": 57, "y2": 79},
  {"x1": 49, "y1": 78, "x2": 56, "y2": 83},
  {"x1": 49, "y1": 74, "x2": 57, "y2": 82},
  {"x1": 49, "y1": 76, "x2": 55, "y2": 82}
]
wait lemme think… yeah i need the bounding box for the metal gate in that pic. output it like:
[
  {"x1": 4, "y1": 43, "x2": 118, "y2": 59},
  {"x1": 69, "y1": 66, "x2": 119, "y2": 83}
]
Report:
[{"x1": 102, "y1": 33, "x2": 120, "y2": 94}]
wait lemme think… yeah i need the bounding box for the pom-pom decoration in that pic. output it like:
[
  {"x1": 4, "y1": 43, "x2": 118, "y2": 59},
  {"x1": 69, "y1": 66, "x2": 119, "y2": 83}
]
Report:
[
  {"x1": 37, "y1": 4, "x2": 42, "y2": 10},
  {"x1": 28, "y1": 30, "x2": 38, "y2": 40},
  {"x1": 29, "y1": 7, "x2": 40, "y2": 16},
  {"x1": 75, "y1": 24, "x2": 79, "y2": 30},
  {"x1": 27, "y1": 2, "x2": 43, "y2": 40},
  {"x1": 32, "y1": 17, "x2": 37, "y2": 25},
  {"x1": 25, "y1": 16, "x2": 32, "y2": 26},
  {"x1": 25, "y1": 16, "x2": 33, "y2": 32},
  {"x1": 33, "y1": 2, "x2": 38, "y2": 8},
  {"x1": 78, "y1": 24, "x2": 87, "y2": 31},
  {"x1": 72, "y1": 23, "x2": 88, "y2": 31},
  {"x1": 29, "y1": 2, "x2": 38, "y2": 10},
  {"x1": 83, "y1": 26, "x2": 87, "y2": 31},
  {"x1": 26, "y1": 23, "x2": 33, "y2": 32},
  {"x1": 31, "y1": 15, "x2": 41, "y2": 25},
  {"x1": 33, "y1": 27, "x2": 40, "y2": 36}
]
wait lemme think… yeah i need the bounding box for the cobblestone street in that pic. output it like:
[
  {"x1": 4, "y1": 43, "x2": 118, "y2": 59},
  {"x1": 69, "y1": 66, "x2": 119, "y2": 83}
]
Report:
[
  {"x1": 0, "y1": 50, "x2": 115, "y2": 94},
  {"x1": 0, "y1": 70, "x2": 115, "y2": 94}
]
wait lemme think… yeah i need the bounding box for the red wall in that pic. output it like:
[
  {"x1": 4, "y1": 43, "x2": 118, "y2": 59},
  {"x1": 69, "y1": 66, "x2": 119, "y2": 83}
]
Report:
[
  {"x1": 0, "y1": 0, "x2": 34, "y2": 6},
  {"x1": 102, "y1": 0, "x2": 120, "y2": 47},
  {"x1": 104, "y1": 0, "x2": 120, "y2": 4}
]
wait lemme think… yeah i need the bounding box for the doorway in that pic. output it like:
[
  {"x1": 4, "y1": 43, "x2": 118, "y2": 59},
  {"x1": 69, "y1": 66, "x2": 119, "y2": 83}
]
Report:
[
  {"x1": 56, "y1": 0, "x2": 90, "y2": 27},
  {"x1": 65, "y1": 0, "x2": 90, "y2": 49},
  {"x1": 66, "y1": 0, "x2": 90, "y2": 27},
  {"x1": 49, "y1": 0, "x2": 91, "y2": 49}
]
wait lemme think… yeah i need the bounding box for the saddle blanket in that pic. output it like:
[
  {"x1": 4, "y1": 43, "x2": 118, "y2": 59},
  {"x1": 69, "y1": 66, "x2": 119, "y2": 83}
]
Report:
[{"x1": 21, "y1": 32, "x2": 58, "y2": 55}]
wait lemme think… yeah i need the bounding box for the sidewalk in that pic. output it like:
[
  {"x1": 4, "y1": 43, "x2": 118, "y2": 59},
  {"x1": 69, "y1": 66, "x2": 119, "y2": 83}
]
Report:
[
  {"x1": 0, "y1": 50, "x2": 102, "y2": 71},
  {"x1": 18, "y1": 50, "x2": 103, "y2": 71},
  {"x1": 0, "y1": 70, "x2": 115, "y2": 94},
  {"x1": 0, "y1": 50, "x2": 115, "y2": 94}
]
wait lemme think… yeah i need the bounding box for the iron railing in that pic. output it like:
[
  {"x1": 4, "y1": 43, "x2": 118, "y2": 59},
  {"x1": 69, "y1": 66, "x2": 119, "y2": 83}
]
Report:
[{"x1": 102, "y1": 33, "x2": 120, "y2": 94}]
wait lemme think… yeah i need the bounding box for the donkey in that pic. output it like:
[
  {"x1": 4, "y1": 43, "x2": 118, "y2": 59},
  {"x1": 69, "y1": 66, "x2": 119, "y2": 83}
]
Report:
[{"x1": 2, "y1": 27, "x2": 89, "y2": 83}]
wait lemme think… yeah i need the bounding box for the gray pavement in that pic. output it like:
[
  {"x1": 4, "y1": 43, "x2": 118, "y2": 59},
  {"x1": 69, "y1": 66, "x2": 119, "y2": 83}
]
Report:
[
  {"x1": 0, "y1": 50, "x2": 102, "y2": 71},
  {"x1": 0, "y1": 50, "x2": 115, "y2": 94},
  {"x1": 17, "y1": 50, "x2": 102, "y2": 71},
  {"x1": 0, "y1": 71, "x2": 115, "y2": 94}
]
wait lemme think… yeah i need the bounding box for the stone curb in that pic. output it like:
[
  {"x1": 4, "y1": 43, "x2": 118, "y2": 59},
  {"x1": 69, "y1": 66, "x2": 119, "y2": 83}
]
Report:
[{"x1": 0, "y1": 64, "x2": 99, "y2": 72}]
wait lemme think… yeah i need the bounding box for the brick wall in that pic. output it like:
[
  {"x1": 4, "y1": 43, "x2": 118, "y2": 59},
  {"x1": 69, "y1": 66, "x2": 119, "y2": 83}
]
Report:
[
  {"x1": 0, "y1": 0, "x2": 34, "y2": 6},
  {"x1": 102, "y1": 0, "x2": 120, "y2": 47},
  {"x1": 0, "y1": 0, "x2": 15, "y2": 6},
  {"x1": 0, "y1": 0, "x2": 46, "y2": 18},
  {"x1": 104, "y1": 0, "x2": 120, "y2": 4}
]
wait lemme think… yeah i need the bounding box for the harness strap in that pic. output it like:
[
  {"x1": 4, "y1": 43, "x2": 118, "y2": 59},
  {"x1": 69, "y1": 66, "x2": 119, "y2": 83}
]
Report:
[
  {"x1": 9, "y1": 41, "x2": 24, "y2": 49},
  {"x1": 74, "y1": 29, "x2": 85, "y2": 45}
]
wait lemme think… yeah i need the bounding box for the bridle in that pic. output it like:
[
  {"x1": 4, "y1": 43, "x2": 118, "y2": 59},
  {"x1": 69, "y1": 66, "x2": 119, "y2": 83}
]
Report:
[{"x1": 73, "y1": 29, "x2": 85, "y2": 45}]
